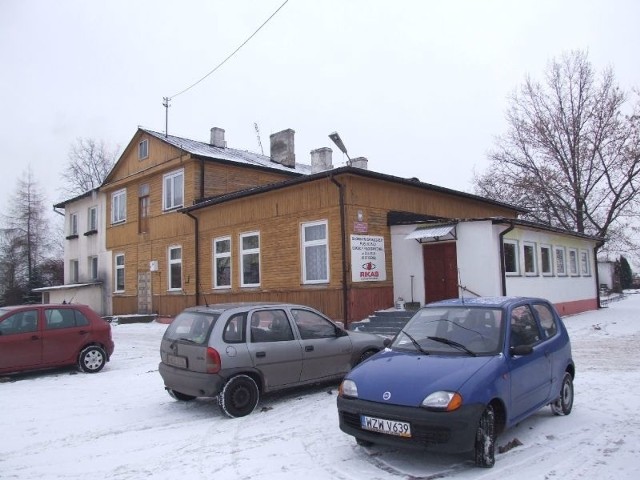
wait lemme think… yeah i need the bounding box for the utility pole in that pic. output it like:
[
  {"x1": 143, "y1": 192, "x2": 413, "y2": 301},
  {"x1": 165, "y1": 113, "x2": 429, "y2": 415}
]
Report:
[{"x1": 162, "y1": 97, "x2": 171, "y2": 137}]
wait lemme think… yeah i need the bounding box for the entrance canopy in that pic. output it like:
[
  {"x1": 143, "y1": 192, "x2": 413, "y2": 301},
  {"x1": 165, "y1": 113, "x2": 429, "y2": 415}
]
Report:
[{"x1": 405, "y1": 224, "x2": 457, "y2": 243}]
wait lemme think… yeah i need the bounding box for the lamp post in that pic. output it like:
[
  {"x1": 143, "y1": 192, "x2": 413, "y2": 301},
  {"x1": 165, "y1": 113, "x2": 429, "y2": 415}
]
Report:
[{"x1": 328, "y1": 132, "x2": 352, "y2": 166}]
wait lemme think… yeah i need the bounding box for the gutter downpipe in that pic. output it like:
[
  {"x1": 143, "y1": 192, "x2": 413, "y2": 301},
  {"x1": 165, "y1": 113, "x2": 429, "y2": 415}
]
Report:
[
  {"x1": 185, "y1": 211, "x2": 200, "y2": 306},
  {"x1": 594, "y1": 239, "x2": 605, "y2": 309},
  {"x1": 330, "y1": 174, "x2": 350, "y2": 328},
  {"x1": 498, "y1": 221, "x2": 516, "y2": 296}
]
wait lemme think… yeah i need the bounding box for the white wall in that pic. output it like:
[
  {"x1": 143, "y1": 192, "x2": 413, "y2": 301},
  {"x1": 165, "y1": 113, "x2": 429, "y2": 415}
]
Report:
[
  {"x1": 391, "y1": 225, "x2": 426, "y2": 305},
  {"x1": 47, "y1": 286, "x2": 104, "y2": 313},
  {"x1": 456, "y1": 222, "x2": 502, "y2": 297}
]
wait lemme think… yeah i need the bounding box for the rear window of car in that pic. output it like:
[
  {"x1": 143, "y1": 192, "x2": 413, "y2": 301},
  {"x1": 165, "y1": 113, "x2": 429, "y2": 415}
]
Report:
[{"x1": 164, "y1": 312, "x2": 219, "y2": 344}]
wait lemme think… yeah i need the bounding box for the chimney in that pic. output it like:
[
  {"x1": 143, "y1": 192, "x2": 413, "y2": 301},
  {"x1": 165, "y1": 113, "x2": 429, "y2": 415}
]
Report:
[
  {"x1": 351, "y1": 157, "x2": 368, "y2": 170},
  {"x1": 311, "y1": 147, "x2": 333, "y2": 173},
  {"x1": 270, "y1": 129, "x2": 296, "y2": 168},
  {"x1": 210, "y1": 127, "x2": 226, "y2": 148}
]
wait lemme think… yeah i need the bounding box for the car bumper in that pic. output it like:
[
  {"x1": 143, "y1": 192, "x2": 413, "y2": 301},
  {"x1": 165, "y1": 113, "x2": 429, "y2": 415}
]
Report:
[
  {"x1": 337, "y1": 396, "x2": 484, "y2": 453},
  {"x1": 158, "y1": 362, "x2": 225, "y2": 398}
]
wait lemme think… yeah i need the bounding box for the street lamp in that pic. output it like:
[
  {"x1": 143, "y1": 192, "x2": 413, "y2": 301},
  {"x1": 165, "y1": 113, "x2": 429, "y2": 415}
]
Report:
[{"x1": 328, "y1": 132, "x2": 352, "y2": 166}]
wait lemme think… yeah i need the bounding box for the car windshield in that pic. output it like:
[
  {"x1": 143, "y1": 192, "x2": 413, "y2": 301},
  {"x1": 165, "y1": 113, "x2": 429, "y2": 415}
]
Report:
[
  {"x1": 164, "y1": 312, "x2": 219, "y2": 345},
  {"x1": 392, "y1": 306, "x2": 503, "y2": 355}
]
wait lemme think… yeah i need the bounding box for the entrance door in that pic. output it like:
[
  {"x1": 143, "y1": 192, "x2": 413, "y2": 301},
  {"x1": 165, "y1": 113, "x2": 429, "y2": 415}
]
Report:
[
  {"x1": 137, "y1": 271, "x2": 152, "y2": 314},
  {"x1": 423, "y1": 242, "x2": 459, "y2": 303}
]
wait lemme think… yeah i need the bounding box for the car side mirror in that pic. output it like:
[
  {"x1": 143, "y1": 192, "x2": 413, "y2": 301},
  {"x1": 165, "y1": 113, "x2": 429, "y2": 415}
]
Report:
[
  {"x1": 335, "y1": 327, "x2": 348, "y2": 337},
  {"x1": 383, "y1": 337, "x2": 392, "y2": 348},
  {"x1": 510, "y1": 344, "x2": 534, "y2": 356}
]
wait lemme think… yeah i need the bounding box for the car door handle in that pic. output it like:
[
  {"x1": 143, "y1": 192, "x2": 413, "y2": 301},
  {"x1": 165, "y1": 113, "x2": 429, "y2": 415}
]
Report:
[
  {"x1": 30, "y1": 335, "x2": 39, "y2": 341},
  {"x1": 256, "y1": 351, "x2": 266, "y2": 358},
  {"x1": 305, "y1": 345, "x2": 314, "y2": 352}
]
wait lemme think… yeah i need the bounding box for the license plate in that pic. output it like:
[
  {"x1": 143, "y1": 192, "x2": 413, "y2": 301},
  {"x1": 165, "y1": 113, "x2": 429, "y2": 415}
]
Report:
[
  {"x1": 166, "y1": 354, "x2": 187, "y2": 368},
  {"x1": 361, "y1": 415, "x2": 411, "y2": 437}
]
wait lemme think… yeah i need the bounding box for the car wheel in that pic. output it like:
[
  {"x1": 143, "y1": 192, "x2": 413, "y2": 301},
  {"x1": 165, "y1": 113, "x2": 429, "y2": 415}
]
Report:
[
  {"x1": 167, "y1": 389, "x2": 197, "y2": 401},
  {"x1": 218, "y1": 375, "x2": 259, "y2": 418},
  {"x1": 474, "y1": 405, "x2": 496, "y2": 468},
  {"x1": 355, "y1": 437, "x2": 374, "y2": 447},
  {"x1": 551, "y1": 372, "x2": 574, "y2": 416},
  {"x1": 78, "y1": 345, "x2": 107, "y2": 373},
  {"x1": 356, "y1": 349, "x2": 377, "y2": 365}
]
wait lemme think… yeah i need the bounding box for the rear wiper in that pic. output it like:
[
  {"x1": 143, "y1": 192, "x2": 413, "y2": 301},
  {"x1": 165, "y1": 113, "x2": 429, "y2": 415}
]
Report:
[
  {"x1": 177, "y1": 337, "x2": 197, "y2": 344},
  {"x1": 400, "y1": 330, "x2": 430, "y2": 355},
  {"x1": 426, "y1": 336, "x2": 476, "y2": 356}
]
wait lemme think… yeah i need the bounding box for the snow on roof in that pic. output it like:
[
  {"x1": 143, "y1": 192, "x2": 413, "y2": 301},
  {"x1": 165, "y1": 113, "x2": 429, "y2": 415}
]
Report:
[{"x1": 142, "y1": 129, "x2": 312, "y2": 175}]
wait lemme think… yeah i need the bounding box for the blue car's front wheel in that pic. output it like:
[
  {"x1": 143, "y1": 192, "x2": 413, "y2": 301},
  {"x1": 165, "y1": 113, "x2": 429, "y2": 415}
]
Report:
[
  {"x1": 551, "y1": 372, "x2": 574, "y2": 416},
  {"x1": 474, "y1": 405, "x2": 496, "y2": 468}
]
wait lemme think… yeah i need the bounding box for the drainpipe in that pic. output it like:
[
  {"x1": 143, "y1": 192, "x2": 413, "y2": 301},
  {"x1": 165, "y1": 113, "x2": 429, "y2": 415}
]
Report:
[
  {"x1": 330, "y1": 174, "x2": 350, "y2": 327},
  {"x1": 498, "y1": 222, "x2": 515, "y2": 296},
  {"x1": 594, "y1": 239, "x2": 605, "y2": 309},
  {"x1": 185, "y1": 211, "x2": 200, "y2": 306}
]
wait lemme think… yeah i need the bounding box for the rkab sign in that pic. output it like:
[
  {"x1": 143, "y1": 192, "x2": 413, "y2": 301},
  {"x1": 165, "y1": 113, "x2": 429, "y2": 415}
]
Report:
[{"x1": 351, "y1": 235, "x2": 386, "y2": 282}]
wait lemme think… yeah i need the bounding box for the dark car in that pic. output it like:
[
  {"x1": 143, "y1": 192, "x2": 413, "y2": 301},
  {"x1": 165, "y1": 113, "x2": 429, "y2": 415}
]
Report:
[
  {"x1": 337, "y1": 297, "x2": 575, "y2": 468},
  {"x1": 0, "y1": 303, "x2": 114, "y2": 375},
  {"x1": 159, "y1": 303, "x2": 385, "y2": 418}
]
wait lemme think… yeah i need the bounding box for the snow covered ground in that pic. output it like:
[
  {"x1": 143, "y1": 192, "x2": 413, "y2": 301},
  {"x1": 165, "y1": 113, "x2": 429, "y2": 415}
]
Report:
[{"x1": 2, "y1": 294, "x2": 640, "y2": 480}]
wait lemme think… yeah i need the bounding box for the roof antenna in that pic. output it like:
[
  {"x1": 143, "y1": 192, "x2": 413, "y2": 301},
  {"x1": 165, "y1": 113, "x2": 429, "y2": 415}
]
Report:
[
  {"x1": 162, "y1": 97, "x2": 171, "y2": 137},
  {"x1": 254, "y1": 122, "x2": 264, "y2": 155}
]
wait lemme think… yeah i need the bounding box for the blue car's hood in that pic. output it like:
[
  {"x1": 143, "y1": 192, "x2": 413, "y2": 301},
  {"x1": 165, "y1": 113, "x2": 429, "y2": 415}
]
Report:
[{"x1": 348, "y1": 349, "x2": 495, "y2": 407}]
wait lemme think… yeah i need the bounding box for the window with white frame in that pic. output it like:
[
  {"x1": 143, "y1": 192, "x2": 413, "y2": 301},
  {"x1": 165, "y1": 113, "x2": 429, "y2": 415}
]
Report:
[
  {"x1": 240, "y1": 232, "x2": 260, "y2": 287},
  {"x1": 89, "y1": 256, "x2": 98, "y2": 280},
  {"x1": 503, "y1": 239, "x2": 519, "y2": 275},
  {"x1": 138, "y1": 139, "x2": 148, "y2": 160},
  {"x1": 213, "y1": 237, "x2": 231, "y2": 288},
  {"x1": 568, "y1": 248, "x2": 579, "y2": 276},
  {"x1": 555, "y1": 246, "x2": 566, "y2": 276},
  {"x1": 87, "y1": 206, "x2": 98, "y2": 231},
  {"x1": 115, "y1": 254, "x2": 125, "y2": 292},
  {"x1": 540, "y1": 244, "x2": 553, "y2": 276},
  {"x1": 580, "y1": 250, "x2": 591, "y2": 276},
  {"x1": 163, "y1": 169, "x2": 184, "y2": 211},
  {"x1": 301, "y1": 220, "x2": 329, "y2": 283},
  {"x1": 69, "y1": 213, "x2": 78, "y2": 236},
  {"x1": 70, "y1": 259, "x2": 79, "y2": 283},
  {"x1": 523, "y1": 241, "x2": 537, "y2": 275},
  {"x1": 111, "y1": 189, "x2": 126, "y2": 224},
  {"x1": 168, "y1": 246, "x2": 182, "y2": 291}
]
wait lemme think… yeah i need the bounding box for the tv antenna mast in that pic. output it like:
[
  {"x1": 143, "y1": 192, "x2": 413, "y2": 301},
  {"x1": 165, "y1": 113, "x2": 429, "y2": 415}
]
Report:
[
  {"x1": 254, "y1": 122, "x2": 264, "y2": 155},
  {"x1": 162, "y1": 97, "x2": 170, "y2": 137}
]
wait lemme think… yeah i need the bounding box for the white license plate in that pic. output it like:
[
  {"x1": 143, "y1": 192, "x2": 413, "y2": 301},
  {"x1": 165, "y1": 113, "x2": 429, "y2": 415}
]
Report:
[
  {"x1": 361, "y1": 415, "x2": 411, "y2": 437},
  {"x1": 166, "y1": 354, "x2": 187, "y2": 368}
]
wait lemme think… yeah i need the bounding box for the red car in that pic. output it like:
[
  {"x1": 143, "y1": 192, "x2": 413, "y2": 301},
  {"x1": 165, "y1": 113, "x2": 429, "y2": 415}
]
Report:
[{"x1": 0, "y1": 304, "x2": 114, "y2": 375}]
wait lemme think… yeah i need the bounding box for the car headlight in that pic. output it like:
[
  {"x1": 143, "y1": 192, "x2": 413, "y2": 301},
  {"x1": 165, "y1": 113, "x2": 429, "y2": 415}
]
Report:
[
  {"x1": 339, "y1": 379, "x2": 358, "y2": 398},
  {"x1": 421, "y1": 391, "x2": 462, "y2": 411}
]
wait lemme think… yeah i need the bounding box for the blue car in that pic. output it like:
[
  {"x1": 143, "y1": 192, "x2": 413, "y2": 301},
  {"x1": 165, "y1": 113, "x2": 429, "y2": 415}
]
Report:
[{"x1": 337, "y1": 297, "x2": 575, "y2": 468}]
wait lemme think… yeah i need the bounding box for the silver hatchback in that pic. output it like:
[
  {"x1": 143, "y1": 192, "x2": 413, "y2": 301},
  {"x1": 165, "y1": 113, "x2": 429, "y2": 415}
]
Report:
[{"x1": 159, "y1": 303, "x2": 385, "y2": 417}]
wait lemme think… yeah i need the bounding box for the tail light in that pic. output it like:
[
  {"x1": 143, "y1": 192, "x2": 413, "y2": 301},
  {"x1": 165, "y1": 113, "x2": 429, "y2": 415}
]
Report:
[{"x1": 206, "y1": 347, "x2": 221, "y2": 374}]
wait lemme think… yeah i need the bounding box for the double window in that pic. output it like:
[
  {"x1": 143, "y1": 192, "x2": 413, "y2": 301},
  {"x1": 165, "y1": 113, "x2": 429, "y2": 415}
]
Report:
[
  {"x1": 163, "y1": 170, "x2": 184, "y2": 211},
  {"x1": 568, "y1": 249, "x2": 579, "y2": 276},
  {"x1": 503, "y1": 240, "x2": 519, "y2": 275},
  {"x1": 115, "y1": 254, "x2": 125, "y2": 292},
  {"x1": 301, "y1": 221, "x2": 329, "y2": 283},
  {"x1": 112, "y1": 189, "x2": 126, "y2": 224},
  {"x1": 580, "y1": 250, "x2": 591, "y2": 276},
  {"x1": 89, "y1": 256, "x2": 98, "y2": 281},
  {"x1": 69, "y1": 259, "x2": 79, "y2": 283},
  {"x1": 69, "y1": 213, "x2": 78, "y2": 236},
  {"x1": 540, "y1": 244, "x2": 553, "y2": 276},
  {"x1": 168, "y1": 246, "x2": 182, "y2": 291},
  {"x1": 87, "y1": 206, "x2": 98, "y2": 232},
  {"x1": 554, "y1": 246, "x2": 567, "y2": 276},
  {"x1": 523, "y1": 242, "x2": 537, "y2": 275}
]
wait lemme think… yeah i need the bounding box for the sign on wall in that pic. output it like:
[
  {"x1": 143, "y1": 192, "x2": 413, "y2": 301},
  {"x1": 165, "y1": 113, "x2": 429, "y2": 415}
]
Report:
[{"x1": 351, "y1": 235, "x2": 386, "y2": 282}]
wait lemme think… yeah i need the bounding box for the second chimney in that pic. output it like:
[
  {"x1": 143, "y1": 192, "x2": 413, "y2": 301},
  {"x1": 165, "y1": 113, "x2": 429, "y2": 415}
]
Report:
[
  {"x1": 210, "y1": 127, "x2": 226, "y2": 148},
  {"x1": 270, "y1": 129, "x2": 296, "y2": 168},
  {"x1": 351, "y1": 157, "x2": 368, "y2": 170},
  {"x1": 311, "y1": 147, "x2": 333, "y2": 173}
]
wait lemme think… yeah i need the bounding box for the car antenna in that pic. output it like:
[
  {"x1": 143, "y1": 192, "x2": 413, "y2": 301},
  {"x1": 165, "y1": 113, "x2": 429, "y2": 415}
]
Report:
[
  {"x1": 458, "y1": 268, "x2": 465, "y2": 305},
  {"x1": 199, "y1": 282, "x2": 210, "y2": 307}
]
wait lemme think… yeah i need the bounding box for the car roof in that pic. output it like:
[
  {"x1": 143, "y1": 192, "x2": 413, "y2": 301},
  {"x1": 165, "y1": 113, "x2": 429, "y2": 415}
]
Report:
[
  {"x1": 0, "y1": 303, "x2": 89, "y2": 310},
  {"x1": 182, "y1": 302, "x2": 312, "y2": 314},
  {"x1": 426, "y1": 296, "x2": 549, "y2": 309}
]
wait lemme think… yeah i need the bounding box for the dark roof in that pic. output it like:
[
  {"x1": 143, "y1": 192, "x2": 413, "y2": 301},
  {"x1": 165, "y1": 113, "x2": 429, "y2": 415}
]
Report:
[
  {"x1": 53, "y1": 188, "x2": 100, "y2": 209},
  {"x1": 182, "y1": 166, "x2": 526, "y2": 214}
]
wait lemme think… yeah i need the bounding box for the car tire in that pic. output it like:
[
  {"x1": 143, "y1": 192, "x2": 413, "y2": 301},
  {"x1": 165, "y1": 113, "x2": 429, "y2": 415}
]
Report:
[
  {"x1": 78, "y1": 345, "x2": 107, "y2": 373},
  {"x1": 218, "y1": 375, "x2": 259, "y2": 418},
  {"x1": 355, "y1": 437, "x2": 374, "y2": 447},
  {"x1": 356, "y1": 349, "x2": 377, "y2": 366},
  {"x1": 167, "y1": 389, "x2": 197, "y2": 401},
  {"x1": 474, "y1": 404, "x2": 496, "y2": 468},
  {"x1": 551, "y1": 372, "x2": 574, "y2": 416}
]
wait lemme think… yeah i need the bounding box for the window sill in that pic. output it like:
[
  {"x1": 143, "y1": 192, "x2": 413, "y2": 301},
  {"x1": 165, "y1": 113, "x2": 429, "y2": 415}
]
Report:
[
  {"x1": 84, "y1": 230, "x2": 98, "y2": 237},
  {"x1": 111, "y1": 220, "x2": 126, "y2": 226},
  {"x1": 65, "y1": 234, "x2": 79, "y2": 240}
]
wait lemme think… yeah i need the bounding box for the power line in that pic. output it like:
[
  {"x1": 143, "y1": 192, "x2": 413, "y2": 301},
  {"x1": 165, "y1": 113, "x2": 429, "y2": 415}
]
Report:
[{"x1": 168, "y1": 0, "x2": 290, "y2": 100}]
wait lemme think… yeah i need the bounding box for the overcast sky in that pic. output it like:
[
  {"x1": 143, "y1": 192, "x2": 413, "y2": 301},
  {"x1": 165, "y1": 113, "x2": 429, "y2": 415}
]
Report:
[{"x1": 1, "y1": 0, "x2": 639, "y2": 212}]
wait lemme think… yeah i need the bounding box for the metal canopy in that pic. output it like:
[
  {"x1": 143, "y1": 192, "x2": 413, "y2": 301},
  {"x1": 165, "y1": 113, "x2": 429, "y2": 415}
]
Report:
[{"x1": 405, "y1": 224, "x2": 457, "y2": 243}]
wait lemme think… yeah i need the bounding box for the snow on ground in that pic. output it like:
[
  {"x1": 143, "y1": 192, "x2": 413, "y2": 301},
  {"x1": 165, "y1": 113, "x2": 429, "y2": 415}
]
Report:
[{"x1": 2, "y1": 294, "x2": 640, "y2": 479}]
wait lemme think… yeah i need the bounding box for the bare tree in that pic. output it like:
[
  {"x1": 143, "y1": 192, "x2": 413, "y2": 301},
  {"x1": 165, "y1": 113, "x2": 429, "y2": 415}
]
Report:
[
  {"x1": 474, "y1": 50, "x2": 640, "y2": 253},
  {"x1": 0, "y1": 169, "x2": 54, "y2": 304},
  {"x1": 60, "y1": 138, "x2": 118, "y2": 196}
]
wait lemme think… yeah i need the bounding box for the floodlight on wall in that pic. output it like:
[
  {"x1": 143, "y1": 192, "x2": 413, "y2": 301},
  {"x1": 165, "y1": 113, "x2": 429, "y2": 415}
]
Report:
[{"x1": 328, "y1": 131, "x2": 352, "y2": 166}]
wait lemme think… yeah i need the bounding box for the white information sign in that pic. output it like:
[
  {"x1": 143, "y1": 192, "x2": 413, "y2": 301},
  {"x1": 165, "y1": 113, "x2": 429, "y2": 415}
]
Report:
[{"x1": 351, "y1": 235, "x2": 386, "y2": 282}]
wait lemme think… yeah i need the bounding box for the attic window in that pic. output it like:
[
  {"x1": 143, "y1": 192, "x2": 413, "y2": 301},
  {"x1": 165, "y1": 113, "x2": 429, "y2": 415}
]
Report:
[{"x1": 138, "y1": 139, "x2": 149, "y2": 160}]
